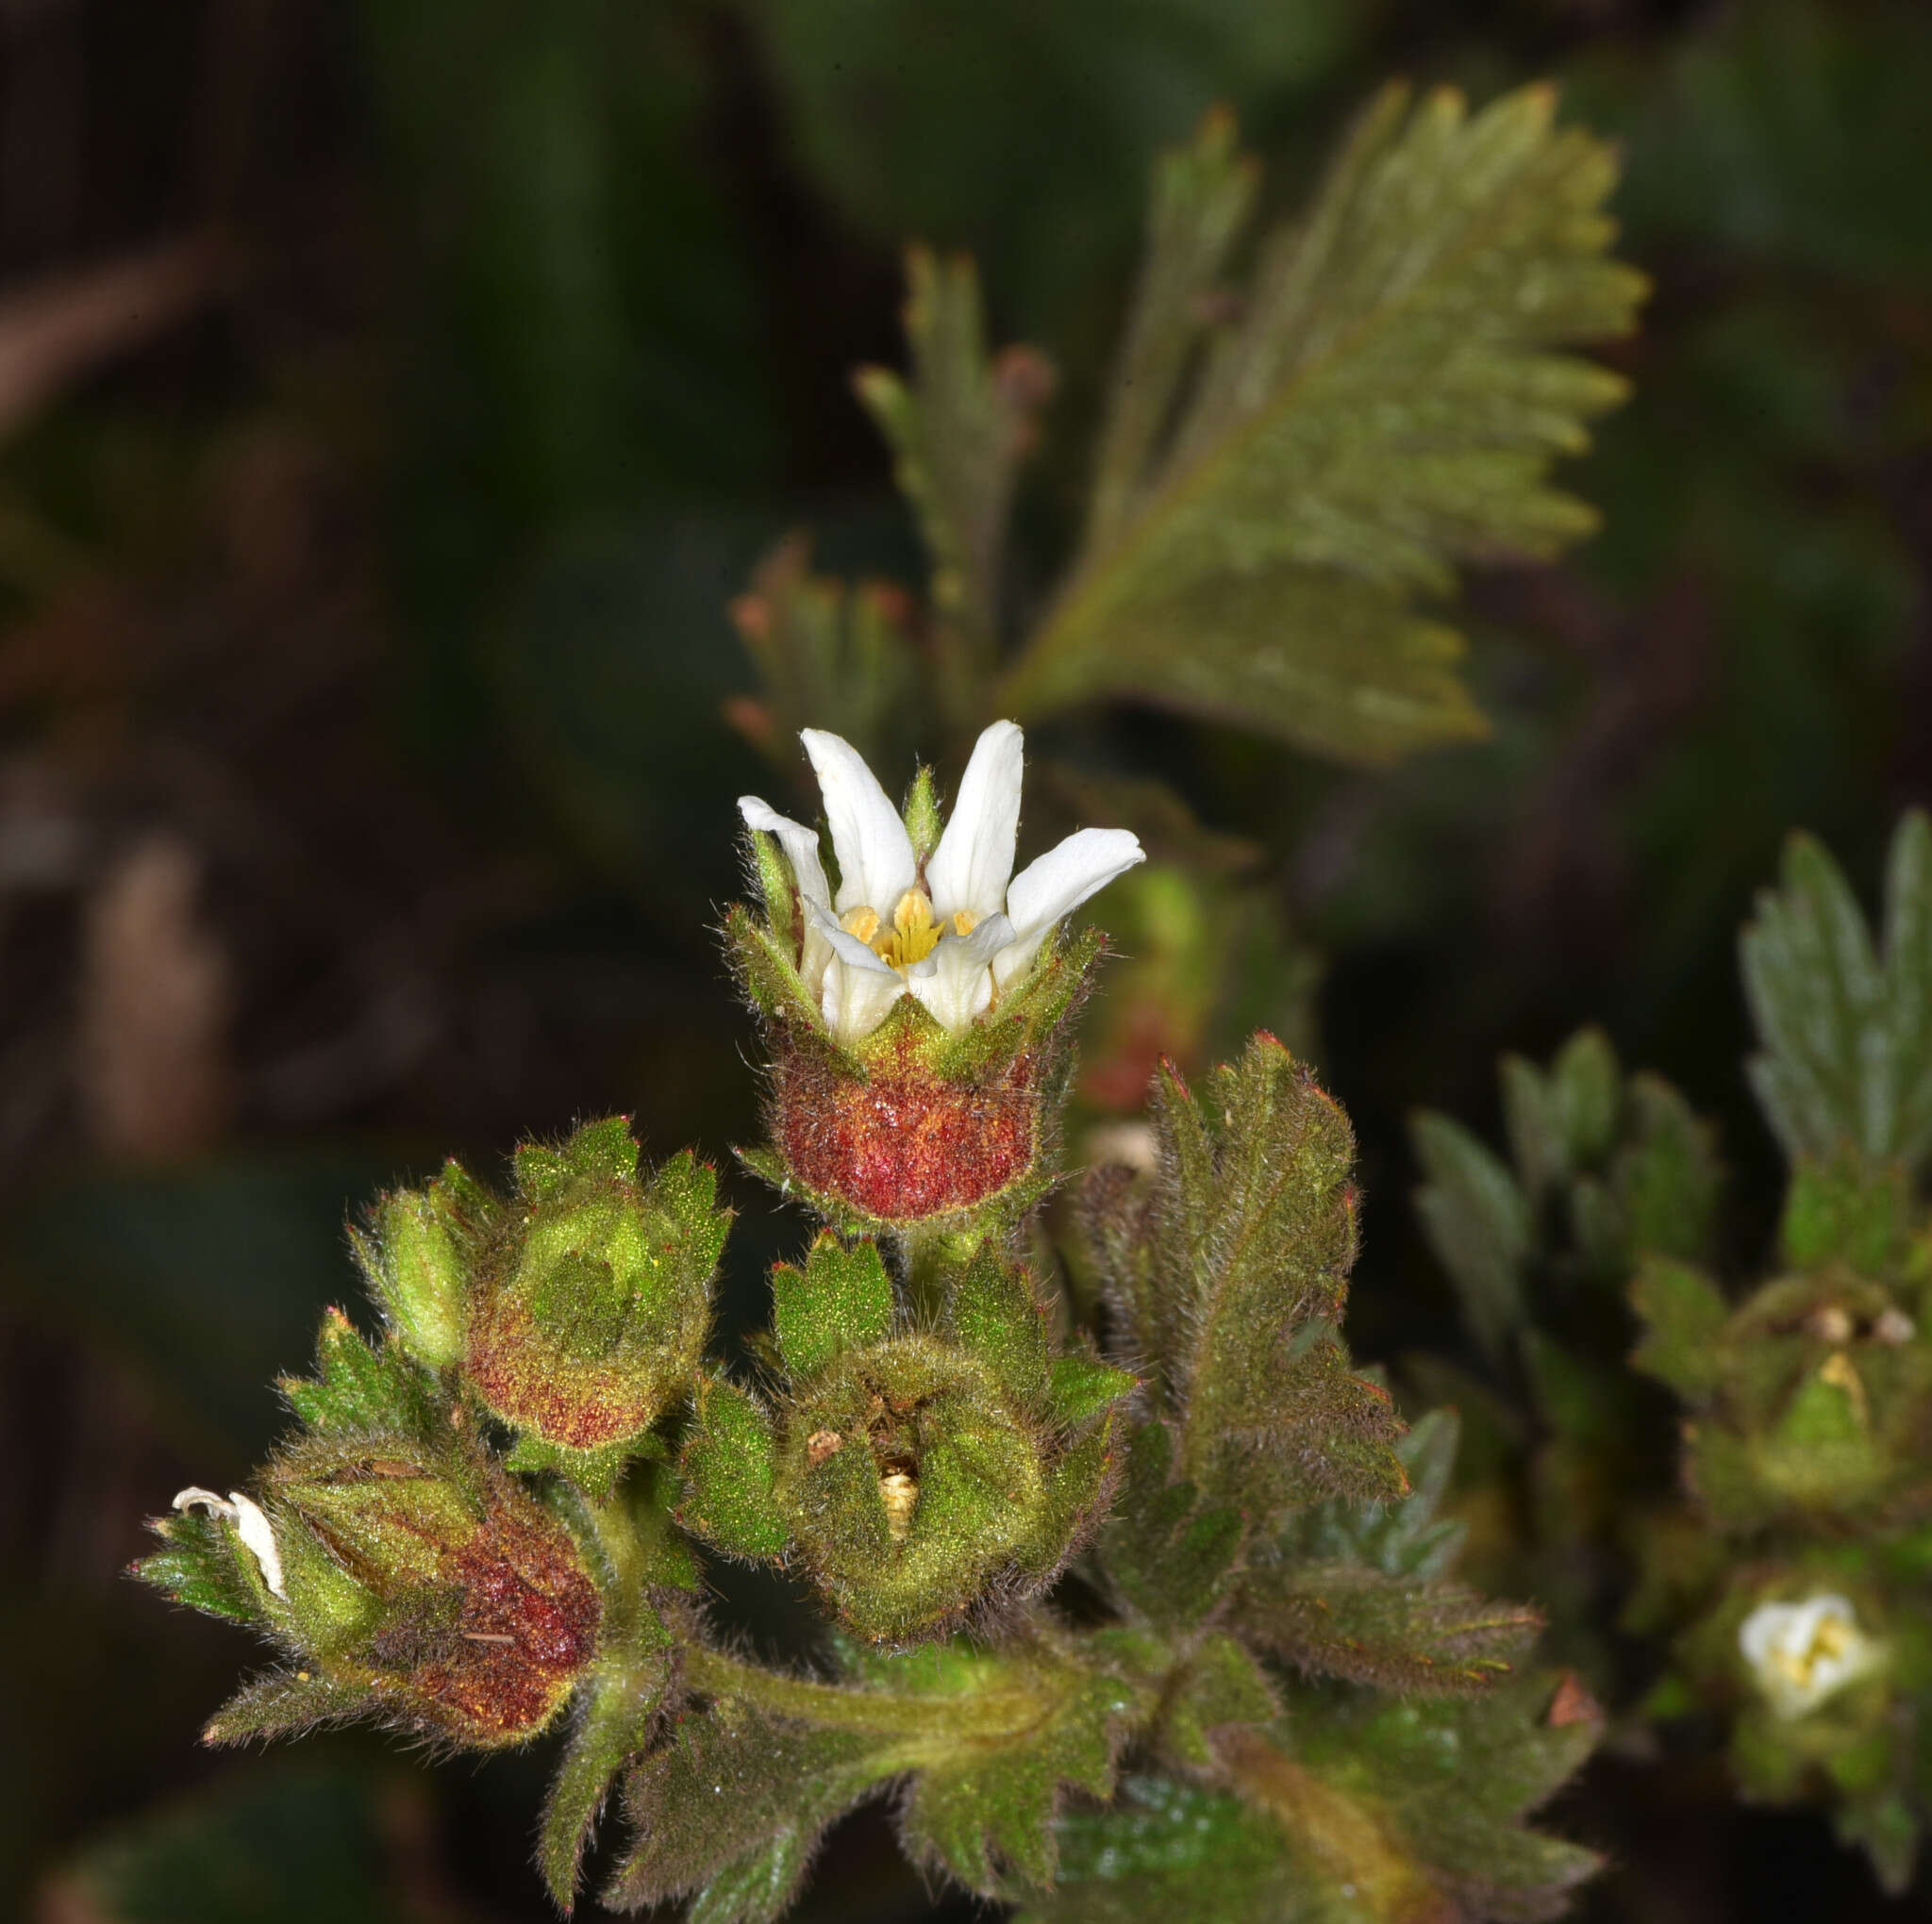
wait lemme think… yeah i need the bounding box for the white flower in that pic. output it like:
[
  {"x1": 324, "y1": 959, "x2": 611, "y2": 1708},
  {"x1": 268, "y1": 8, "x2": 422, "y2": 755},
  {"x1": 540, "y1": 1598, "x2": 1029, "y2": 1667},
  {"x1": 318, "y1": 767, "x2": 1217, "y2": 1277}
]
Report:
[
  {"x1": 174, "y1": 1485, "x2": 288, "y2": 1601},
  {"x1": 1738, "y1": 1592, "x2": 1878, "y2": 1719},
  {"x1": 741, "y1": 721, "x2": 1144, "y2": 1046}
]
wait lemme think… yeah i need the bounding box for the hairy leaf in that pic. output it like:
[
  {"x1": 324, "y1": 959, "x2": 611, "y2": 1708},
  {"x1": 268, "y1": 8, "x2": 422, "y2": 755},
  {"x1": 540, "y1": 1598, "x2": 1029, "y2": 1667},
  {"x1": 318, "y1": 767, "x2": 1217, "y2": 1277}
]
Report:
[
  {"x1": 1273, "y1": 1405, "x2": 1468, "y2": 1580},
  {"x1": 1741, "y1": 811, "x2": 1932, "y2": 1174},
  {"x1": 1092, "y1": 1034, "x2": 1403, "y2": 1517},
  {"x1": 1233, "y1": 1564, "x2": 1541, "y2": 1693},
  {"x1": 1003, "y1": 85, "x2": 1644, "y2": 764}
]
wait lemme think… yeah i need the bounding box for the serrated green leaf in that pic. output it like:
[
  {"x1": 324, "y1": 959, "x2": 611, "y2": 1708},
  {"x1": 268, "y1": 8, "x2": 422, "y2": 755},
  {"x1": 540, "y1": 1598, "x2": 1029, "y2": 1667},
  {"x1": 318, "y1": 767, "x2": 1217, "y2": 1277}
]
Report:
[
  {"x1": 1095, "y1": 1035, "x2": 1400, "y2": 1516},
  {"x1": 1158, "y1": 1633, "x2": 1279, "y2": 1769},
  {"x1": 1741, "y1": 811, "x2": 1932, "y2": 1175},
  {"x1": 1098, "y1": 1418, "x2": 1245, "y2": 1631},
  {"x1": 1003, "y1": 83, "x2": 1643, "y2": 765},
  {"x1": 1019, "y1": 1774, "x2": 1304, "y2": 1924},
  {"x1": 1085, "y1": 107, "x2": 1257, "y2": 554},
  {"x1": 1410, "y1": 1109, "x2": 1531, "y2": 1365},
  {"x1": 856, "y1": 247, "x2": 1052, "y2": 705},
  {"x1": 1233, "y1": 1564, "x2": 1540, "y2": 1693},
  {"x1": 1615, "y1": 1072, "x2": 1724, "y2": 1265},
  {"x1": 1274, "y1": 1406, "x2": 1468, "y2": 1581},
  {"x1": 1550, "y1": 1026, "x2": 1622, "y2": 1169},
  {"x1": 772, "y1": 1232, "x2": 894, "y2": 1382},
  {"x1": 612, "y1": 1700, "x2": 896, "y2": 1924}
]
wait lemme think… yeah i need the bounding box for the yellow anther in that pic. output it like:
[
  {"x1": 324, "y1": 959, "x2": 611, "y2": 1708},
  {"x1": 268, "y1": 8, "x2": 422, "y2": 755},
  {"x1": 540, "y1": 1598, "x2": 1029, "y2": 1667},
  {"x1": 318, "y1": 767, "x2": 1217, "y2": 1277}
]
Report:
[
  {"x1": 1773, "y1": 1612, "x2": 1854, "y2": 1688},
  {"x1": 841, "y1": 905, "x2": 882, "y2": 945},
  {"x1": 872, "y1": 889, "x2": 942, "y2": 969},
  {"x1": 953, "y1": 907, "x2": 979, "y2": 937}
]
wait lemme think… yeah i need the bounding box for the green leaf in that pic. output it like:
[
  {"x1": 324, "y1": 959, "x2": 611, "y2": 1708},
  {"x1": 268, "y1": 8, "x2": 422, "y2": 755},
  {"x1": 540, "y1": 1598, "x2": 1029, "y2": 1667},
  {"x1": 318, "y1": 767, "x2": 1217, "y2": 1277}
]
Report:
[
  {"x1": 726, "y1": 533, "x2": 916, "y2": 776},
  {"x1": 1740, "y1": 811, "x2": 1932, "y2": 1175},
  {"x1": 621, "y1": 1632, "x2": 1153, "y2": 1912},
  {"x1": 1020, "y1": 1774, "x2": 1304, "y2": 1924},
  {"x1": 1084, "y1": 107, "x2": 1257, "y2": 554},
  {"x1": 1274, "y1": 1405, "x2": 1468, "y2": 1581},
  {"x1": 855, "y1": 247, "x2": 1053, "y2": 704},
  {"x1": 1550, "y1": 1026, "x2": 1622, "y2": 1169},
  {"x1": 539, "y1": 1659, "x2": 672, "y2": 1913},
  {"x1": 136, "y1": 1507, "x2": 268, "y2": 1627},
  {"x1": 1093, "y1": 1034, "x2": 1401, "y2": 1516},
  {"x1": 1002, "y1": 84, "x2": 1644, "y2": 765},
  {"x1": 1629, "y1": 1256, "x2": 1730, "y2": 1402},
  {"x1": 1158, "y1": 1633, "x2": 1279, "y2": 1769},
  {"x1": 1098, "y1": 1418, "x2": 1246, "y2": 1631},
  {"x1": 771, "y1": 1232, "x2": 894, "y2": 1382},
  {"x1": 676, "y1": 1375, "x2": 789, "y2": 1559},
  {"x1": 612, "y1": 1700, "x2": 898, "y2": 1924},
  {"x1": 1409, "y1": 1109, "x2": 1531, "y2": 1365},
  {"x1": 1615, "y1": 1072, "x2": 1724, "y2": 1265},
  {"x1": 1232, "y1": 1564, "x2": 1541, "y2": 1693},
  {"x1": 896, "y1": 1651, "x2": 1139, "y2": 1892}
]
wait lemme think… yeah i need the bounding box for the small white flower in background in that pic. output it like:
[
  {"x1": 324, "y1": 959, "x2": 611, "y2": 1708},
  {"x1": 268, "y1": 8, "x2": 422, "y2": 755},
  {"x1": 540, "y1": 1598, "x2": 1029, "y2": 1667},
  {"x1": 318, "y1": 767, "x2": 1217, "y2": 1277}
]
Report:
[
  {"x1": 1738, "y1": 1592, "x2": 1878, "y2": 1719},
  {"x1": 742, "y1": 721, "x2": 1144, "y2": 1046},
  {"x1": 174, "y1": 1485, "x2": 287, "y2": 1601}
]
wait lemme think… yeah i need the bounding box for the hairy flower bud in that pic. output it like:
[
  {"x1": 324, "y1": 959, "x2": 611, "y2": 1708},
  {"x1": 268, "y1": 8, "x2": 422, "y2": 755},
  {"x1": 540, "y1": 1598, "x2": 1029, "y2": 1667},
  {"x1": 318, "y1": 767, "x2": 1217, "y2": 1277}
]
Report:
[
  {"x1": 148, "y1": 1433, "x2": 603, "y2": 1750},
  {"x1": 463, "y1": 1120, "x2": 729, "y2": 1492},
  {"x1": 678, "y1": 1236, "x2": 1133, "y2": 1641}
]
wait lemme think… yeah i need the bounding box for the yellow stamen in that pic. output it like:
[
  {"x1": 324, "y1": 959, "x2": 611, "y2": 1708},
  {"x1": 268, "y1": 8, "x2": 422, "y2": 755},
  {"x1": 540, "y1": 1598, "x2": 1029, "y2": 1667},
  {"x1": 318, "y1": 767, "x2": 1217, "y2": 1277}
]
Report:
[
  {"x1": 1771, "y1": 1613, "x2": 1854, "y2": 1690},
  {"x1": 872, "y1": 889, "x2": 943, "y2": 969},
  {"x1": 841, "y1": 905, "x2": 881, "y2": 945},
  {"x1": 953, "y1": 907, "x2": 979, "y2": 937}
]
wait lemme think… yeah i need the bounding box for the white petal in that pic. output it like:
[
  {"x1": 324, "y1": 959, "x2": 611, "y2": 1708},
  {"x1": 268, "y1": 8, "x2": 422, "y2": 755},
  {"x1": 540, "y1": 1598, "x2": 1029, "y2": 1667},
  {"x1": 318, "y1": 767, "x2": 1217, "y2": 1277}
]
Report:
[
  {"x1": 230, "y1": 1491, "x2": 288, "y2": 1600},
  {"x1": 802, "y1": 730, "x2": 916, "y2": 915},
  {"x1": 907, "y1": 913, "x2": 1011, "y2": 1033},
  {"x1": 994, "y1": 826, "x2": 1145, "y2": 987},
  {"x1": 739, "y1": 796, "x2": 831, "y2": 911},
  {"x1": 173, "y1": 1486, "x2": 286, "y2": 1600},
  {"x1": 806, "y1": 900, "x2": 896, "y2": 974},
  {"x1": 924, "y1": 720, "x2": 1024, "y2": 923},
  {"x1": 822, "y1": 952, "x2": 908, "y2": 1044}
]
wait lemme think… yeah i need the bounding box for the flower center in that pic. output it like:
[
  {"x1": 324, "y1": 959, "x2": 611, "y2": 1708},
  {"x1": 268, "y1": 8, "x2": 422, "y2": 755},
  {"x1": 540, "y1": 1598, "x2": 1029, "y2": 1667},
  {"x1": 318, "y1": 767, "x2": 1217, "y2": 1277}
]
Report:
[
  {"x1": 1772, "y1": 1612, "x2": 1855, "y2": 1690},
  {"x1": 841, "y1": 891, "x2": 978, "y2": 971}
]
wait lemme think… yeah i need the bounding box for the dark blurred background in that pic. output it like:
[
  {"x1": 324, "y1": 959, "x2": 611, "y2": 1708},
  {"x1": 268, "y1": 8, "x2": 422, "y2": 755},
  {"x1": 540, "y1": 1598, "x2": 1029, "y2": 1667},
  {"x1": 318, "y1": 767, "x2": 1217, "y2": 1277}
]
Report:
[{"x1": 4, "y1": 1, "x2": 1930, "y2": 1918}]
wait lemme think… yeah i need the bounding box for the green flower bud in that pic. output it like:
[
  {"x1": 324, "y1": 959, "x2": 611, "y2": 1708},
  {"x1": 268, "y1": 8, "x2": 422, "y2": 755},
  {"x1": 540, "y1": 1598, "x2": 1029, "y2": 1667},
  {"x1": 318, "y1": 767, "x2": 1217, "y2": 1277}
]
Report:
[
  {"x1": 352, "y1": 1159, "x2": 491, "y2": 1370},
  {"x1": 150, "y1": 1438, "x2": 603, "y2": 1750},
  {"x1": 466, "y1": 1120, "x2": 729, "y2": 1493},
  {"x1": 270, "y1": 1438, "x2": 603, "y2": 1745}
]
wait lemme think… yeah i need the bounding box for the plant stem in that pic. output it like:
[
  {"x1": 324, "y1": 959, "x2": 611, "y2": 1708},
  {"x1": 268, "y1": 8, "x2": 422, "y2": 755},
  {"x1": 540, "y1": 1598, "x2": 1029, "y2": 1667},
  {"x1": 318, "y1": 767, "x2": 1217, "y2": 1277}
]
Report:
[{"x1": 681, "y1": 1643, "x2": 1049, "y2": 1744}]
